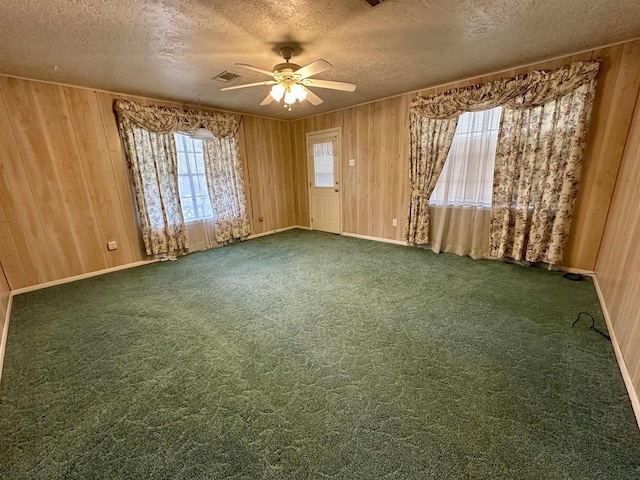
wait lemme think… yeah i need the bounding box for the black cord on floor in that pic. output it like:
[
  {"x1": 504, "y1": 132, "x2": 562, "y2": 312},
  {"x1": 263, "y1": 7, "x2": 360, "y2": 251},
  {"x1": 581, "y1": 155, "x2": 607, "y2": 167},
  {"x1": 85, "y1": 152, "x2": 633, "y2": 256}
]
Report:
[
  {"x1": 571, "y1": 312, "x2": 611, "y2": 341},
  {"x1": 563, "y1": 272, "x2": 584, "y2": 281}
]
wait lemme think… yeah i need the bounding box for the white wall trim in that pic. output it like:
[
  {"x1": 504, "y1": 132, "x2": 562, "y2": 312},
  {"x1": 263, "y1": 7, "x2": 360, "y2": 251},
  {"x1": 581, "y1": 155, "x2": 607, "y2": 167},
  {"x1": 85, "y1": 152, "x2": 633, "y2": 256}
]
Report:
[
  {"x1": 340, "y1": 232, "x2": 601, "y2": 275},
  {"x1": 247, "y1": 225, "x2": 310, "y2": 240},
  {"x1": 10, "y1": 225, "x2": 311, "y2": 295},
  {"x1": 11, "y1": 259, "x2": 160, "y2": 296},
  {"x1": 342, "y1": 232, "x2": 408, "y2": 246},
  {"x1": 591, "y1": 274, "x2": 640, "y2": 429},
  {"x1": 558, "y1": 266, "x2": 596, "y2": 275},
  {"x1": 0, "y1": 293, "x2": 13, "y2": 385}
]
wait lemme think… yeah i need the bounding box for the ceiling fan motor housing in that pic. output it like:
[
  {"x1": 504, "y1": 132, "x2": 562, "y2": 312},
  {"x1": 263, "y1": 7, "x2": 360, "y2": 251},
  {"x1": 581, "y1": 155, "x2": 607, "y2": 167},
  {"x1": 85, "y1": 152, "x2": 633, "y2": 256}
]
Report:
[
  {"x1": 273, "y1": 46, "x2": 301, "y2": 74},
  {"x1": 273, "y1": 62, "x2": 302, "y2": 74}
]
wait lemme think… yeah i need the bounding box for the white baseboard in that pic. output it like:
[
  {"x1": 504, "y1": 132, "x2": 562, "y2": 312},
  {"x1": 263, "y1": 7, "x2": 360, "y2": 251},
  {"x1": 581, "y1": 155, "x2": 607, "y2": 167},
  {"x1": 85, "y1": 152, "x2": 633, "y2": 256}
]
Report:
[
  {"x1": 0, "y1": 293, "x2": 13, "y2": 385},
  {"x1": 11, "y1": 259, "x2": 161, "y2": 296},
  {"x1": 247, "y1": 225, "x2": 312, "y2": 240},
  {"x1": 558, "y1": 266, "x2": 596, "y2": 275},
  {"x1": 592, "y1": 274, "x2": 640, "y2": 429},
  {"x1": 342, "y1": 231, "x2": 408, "y2": 246},
  {"x1": 341, "y1": 233, "x2": 598, "y2": 274},
  {"x1": 11, "y1": 225, "x2": 312, "y2": 295}
]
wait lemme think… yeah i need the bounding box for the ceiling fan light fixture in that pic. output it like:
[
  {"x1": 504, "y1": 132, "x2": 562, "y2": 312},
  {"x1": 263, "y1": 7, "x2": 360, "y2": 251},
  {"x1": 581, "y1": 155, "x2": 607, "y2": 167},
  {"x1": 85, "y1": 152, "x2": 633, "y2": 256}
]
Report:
[
  {"x1": 226, "y1": 49, "x2": 355, "y2": 110},
  {"x1": 270, "y1": 83, "x2": 285, "y2": 101},
  {"x1": 284, "y1": 88, "x2": 297, "y2": 105},
  {"x1": 291, "y1": 83, "x2": 307, "y2": 101}
]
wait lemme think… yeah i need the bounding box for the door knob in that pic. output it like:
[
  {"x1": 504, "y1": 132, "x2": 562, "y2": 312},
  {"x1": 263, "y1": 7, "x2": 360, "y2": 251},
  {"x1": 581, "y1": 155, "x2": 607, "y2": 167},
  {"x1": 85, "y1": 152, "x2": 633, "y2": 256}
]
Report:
[{"x1": 335, "y1": 188, "x2": 339, "y2": 192}]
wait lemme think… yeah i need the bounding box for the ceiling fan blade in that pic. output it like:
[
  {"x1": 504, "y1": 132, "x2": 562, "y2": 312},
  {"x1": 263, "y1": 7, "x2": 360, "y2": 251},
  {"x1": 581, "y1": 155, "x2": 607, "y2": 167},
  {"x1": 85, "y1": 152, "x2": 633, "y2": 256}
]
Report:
[
  {"x1": 260, "y1": 94, "x2": 274, "y2": 106},
  {"x1": 220, "y1": 81, "x2": 277, "y2": 91},
  {"x1": 303, "y1": 79, "x2": 356, "y2": 92},
  {"x1": 302, "y1": 86, "x2": 323, "y2": 105},
  {"x1": 235, "y1": 63, "x2": 275, "y2": 77},
  {"x1": 294, "y1": 59, "x2": 333, "y2": 79}
]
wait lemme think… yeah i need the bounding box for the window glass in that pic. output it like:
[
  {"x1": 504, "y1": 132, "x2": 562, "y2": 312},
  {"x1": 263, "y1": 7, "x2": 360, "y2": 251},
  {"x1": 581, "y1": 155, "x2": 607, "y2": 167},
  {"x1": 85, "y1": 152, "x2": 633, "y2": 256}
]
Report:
[
  {"x1": 430, "y1": 107, "x2": 502, "y2": 207},
  {"x1": 312, "y1": 141, "x2": 335, "y2": 187},
  {"x1": 174, "y1": 133, "x2": 214, "y2": 222}
]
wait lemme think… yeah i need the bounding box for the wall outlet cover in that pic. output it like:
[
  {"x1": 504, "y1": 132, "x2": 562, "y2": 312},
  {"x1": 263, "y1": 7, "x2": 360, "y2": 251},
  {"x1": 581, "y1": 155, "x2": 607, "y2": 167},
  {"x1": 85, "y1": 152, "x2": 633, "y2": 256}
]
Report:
[{"x1": 107, "y1": 241, "x2": 118, "y2": 251}]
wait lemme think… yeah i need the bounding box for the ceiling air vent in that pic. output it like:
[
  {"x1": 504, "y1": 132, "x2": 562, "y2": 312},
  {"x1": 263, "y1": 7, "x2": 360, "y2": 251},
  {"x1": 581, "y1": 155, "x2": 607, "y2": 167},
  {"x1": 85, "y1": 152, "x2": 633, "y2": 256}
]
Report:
[
  {"x1": 364, "y1": 0, "x2": 386, "y2": 6},
  {"x1": 212, "y1": 71, "x2": 240, "y2": 83}
]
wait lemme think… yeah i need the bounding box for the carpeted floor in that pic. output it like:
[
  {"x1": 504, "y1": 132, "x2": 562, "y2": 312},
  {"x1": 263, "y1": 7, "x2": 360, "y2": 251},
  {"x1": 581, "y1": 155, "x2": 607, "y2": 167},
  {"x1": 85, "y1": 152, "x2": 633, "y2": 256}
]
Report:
[{"x1": 1, "y1": 229, "x2": 639, "y2": 479}]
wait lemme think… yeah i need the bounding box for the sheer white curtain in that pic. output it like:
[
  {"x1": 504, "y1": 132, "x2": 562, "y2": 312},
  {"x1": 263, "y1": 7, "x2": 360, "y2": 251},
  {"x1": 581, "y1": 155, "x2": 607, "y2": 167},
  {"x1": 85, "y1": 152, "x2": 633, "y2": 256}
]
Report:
[
  {"x1": 428, "y1": 107, "x2": 502, "y2": 258},
  {"x1": 174, "y1": 133, "x2": 218, "y2": 252}
]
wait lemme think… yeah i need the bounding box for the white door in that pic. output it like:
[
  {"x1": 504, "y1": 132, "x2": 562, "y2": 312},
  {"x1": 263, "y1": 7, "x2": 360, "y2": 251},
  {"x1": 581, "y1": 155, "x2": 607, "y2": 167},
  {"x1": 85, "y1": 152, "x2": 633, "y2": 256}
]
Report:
[{"x1": 307, "y1": 129, "x2": 341, "y2": 234}]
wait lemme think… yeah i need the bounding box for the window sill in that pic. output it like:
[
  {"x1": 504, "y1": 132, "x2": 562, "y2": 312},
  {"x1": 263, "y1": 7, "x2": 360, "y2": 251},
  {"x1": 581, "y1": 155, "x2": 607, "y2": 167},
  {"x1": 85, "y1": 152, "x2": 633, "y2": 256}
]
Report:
[
  {"x1": 429, "y1": 203, "x2": 492, "y2": 210},
  {"x1": 185, "y1": 218, "x2": 215, "y2": 225}
]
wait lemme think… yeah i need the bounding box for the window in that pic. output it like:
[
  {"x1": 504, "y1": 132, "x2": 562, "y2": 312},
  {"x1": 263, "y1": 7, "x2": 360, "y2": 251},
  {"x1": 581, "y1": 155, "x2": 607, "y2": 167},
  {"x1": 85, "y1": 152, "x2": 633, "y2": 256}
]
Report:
[
  {"x1": 174, "y1": 133, "x2": 214, "y2": 222},
  {"x1": 312, "y1": 141, "x2": 335, "y2": 187},
  {"x1": 430, "y1": 107, "x2": 502, "y2": 207}
]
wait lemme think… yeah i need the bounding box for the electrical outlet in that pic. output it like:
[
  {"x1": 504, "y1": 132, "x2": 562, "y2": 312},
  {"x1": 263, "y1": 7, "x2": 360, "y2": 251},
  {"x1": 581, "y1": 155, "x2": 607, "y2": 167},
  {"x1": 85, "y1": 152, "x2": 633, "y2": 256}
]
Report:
[
  {"x1": 107, "y1": 240, "x2": 118, "y2": 251},
  {"x1": 392, "y1": 218, "x2": 398, "y2": 227},
  {"x1": 349, "y1": 159, "x2": 355, "y2": 166}
]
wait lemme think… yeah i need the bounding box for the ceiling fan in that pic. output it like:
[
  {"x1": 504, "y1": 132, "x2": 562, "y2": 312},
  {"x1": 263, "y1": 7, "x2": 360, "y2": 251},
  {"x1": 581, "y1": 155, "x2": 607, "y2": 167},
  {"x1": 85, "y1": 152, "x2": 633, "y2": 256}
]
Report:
[{"x1": 220, "y1": 47, "x2": 356, "y2": 111}]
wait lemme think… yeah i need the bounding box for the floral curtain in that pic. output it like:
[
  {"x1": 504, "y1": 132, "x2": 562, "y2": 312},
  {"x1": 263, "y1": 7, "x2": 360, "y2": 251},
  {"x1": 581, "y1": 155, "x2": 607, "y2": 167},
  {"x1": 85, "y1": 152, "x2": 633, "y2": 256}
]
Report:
[
  {"x1": 202, "y1": 137, "x2": 252, "y2": 243},
  {"x1": 114, "y1": 100, "x2": 238, "y2": 137},
  {"x1": 117, "y1": 120, "x2": 188, "y2": 255},
  {"x1": 411, "y1": 61, "x2": 599, "y2": 119},
  {"x1": 115, "y1": 99, "x2": 248, "y2": 255},
  {"x1": 406, "y1": 112, "x2": 459, "y2": 244},
  {"x1": 409, "y1": 60, "x2": 600, "y2": 264},
  {"x1": 489, "y1": 80, "x2": 597, "y2": 264}
]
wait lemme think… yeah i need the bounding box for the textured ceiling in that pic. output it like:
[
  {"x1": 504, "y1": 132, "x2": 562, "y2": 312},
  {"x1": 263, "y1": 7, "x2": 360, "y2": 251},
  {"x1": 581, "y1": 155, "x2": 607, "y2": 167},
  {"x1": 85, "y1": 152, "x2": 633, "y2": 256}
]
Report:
[{"x1": 1, "y1": 0, "x2": 639, "y2": 120}]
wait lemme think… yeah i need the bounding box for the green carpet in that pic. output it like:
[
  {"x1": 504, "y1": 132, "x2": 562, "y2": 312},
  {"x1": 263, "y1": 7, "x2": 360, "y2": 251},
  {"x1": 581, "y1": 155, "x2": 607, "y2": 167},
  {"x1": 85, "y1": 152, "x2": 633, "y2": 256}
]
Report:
[{"x1": 1, "y1": 229, "x2": 639, "y2": 479}]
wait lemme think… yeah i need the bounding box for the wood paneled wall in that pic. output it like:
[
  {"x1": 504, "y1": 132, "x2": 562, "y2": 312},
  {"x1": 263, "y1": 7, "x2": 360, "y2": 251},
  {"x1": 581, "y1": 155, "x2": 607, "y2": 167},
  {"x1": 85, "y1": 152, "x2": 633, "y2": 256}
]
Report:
[
  {"x1": 291, "y1": 96, "x2": 411, "y2": 241},
  {"x1": 0, "y1": 77, "x2": 295, "y2": 289},
  {"x1": 290, "y1": 40, "x2": 640, "y2": 270},
  {"x1": 1, "y1": 40, "x2": 639, "y2": 291},
  {"x1": 241, "y1": 116, "x2": 296, "y2": 235},
  {"x1": 595, "y1": 85, "x2": 640, "y2": 408}
]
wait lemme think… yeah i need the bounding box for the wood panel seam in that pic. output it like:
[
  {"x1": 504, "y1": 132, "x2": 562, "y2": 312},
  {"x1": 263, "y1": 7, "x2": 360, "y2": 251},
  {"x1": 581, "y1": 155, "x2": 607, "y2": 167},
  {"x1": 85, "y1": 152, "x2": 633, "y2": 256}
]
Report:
[
  {"x1": 0, "y1": 79, "x2": 59, "y2": 285},
  {"x1": 594, "y1": 86, "x2": 640, "y2": 267}
]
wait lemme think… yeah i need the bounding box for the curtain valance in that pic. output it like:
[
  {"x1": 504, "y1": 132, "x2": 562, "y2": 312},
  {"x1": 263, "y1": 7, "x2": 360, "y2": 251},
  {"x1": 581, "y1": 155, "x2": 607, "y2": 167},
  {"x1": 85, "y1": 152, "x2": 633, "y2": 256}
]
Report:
[
  {"x1": 114, "y1": 99, "x2": 239, "y2": 138},
  {"x1": 410, "y1": 60, "x2": 600, "y2": 119}
]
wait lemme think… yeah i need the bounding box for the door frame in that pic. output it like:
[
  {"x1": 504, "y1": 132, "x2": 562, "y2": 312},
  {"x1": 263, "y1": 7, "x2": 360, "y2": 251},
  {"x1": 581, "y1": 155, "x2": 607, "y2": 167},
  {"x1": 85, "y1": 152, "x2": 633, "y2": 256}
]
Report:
[{"x1": 306, "y1": 127, "x2": 343, "y2": 235}]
